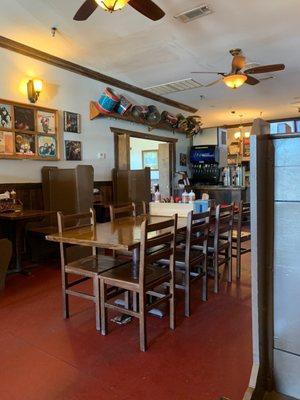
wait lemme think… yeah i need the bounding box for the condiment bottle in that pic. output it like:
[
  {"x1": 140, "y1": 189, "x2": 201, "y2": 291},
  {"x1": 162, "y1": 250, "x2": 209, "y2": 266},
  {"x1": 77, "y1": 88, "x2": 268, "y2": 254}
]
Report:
[
  {"x1": 154, "y1": 190, "x2": 161, "y2": 203},
  {"x1": 182, "y1": 190, "x2": 189, "y2": 204},
  {"x1": 189, "y1": 190, "x2": 196, "y2": 203}
]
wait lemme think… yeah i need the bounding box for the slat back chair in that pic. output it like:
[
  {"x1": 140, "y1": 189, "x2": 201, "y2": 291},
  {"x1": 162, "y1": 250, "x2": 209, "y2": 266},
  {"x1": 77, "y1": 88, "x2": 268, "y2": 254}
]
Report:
[
  {"x1": 109, "y1": 203, "x2": 136, "y2": 222},
  {"x1": 57, "y1": 208, "x2": 125, "y2": 331},
  {"x1": 211, "y1": 204, "x2": 234, "y2": 293},
  {"x1": 232, "y1": 201, "x2": 251, "y2": 279},
  {"x1": 100, "y1": 215, "x2": 178, "y2": 352},
  {"x1": 158, "y1": 210, "x2": 210, "y2": 317}
]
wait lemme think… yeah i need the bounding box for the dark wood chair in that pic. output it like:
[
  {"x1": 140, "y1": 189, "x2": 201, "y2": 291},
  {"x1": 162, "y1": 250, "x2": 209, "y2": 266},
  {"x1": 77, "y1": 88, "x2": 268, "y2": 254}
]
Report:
[
  {"x1": 207, "y1": 204, "x2": 234, "y2": 293},
  {"x1": 99, "y1": 215, "x2": 178, "y2": 352},
  {"x1": 109, "y1": 203, "x2": 136, "y2": 222},
  {"x1": 232, "y1": 201, "x2": 251, "y2": 279},
  {"x1": 0, "y1": 238, "x2": 12, "y2": 291},
  {"x1": 57, "y1": 209, "x2": 125, "y2": 331},
  {"x1": 159, "y1": 210, "x2": 210, "y2": 317}
]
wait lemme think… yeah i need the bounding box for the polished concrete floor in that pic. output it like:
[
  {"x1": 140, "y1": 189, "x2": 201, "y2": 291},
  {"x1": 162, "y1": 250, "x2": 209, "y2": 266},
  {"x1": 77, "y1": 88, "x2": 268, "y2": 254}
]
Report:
[{"x1": 0, "y1": 254, "x2": 252, "y2": 400}]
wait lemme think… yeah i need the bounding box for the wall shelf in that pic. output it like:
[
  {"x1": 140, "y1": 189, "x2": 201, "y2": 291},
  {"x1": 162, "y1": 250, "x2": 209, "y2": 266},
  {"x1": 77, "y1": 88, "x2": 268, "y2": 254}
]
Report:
[{"x1": 89, "y1": 101, "x2": 187, "y2": 135}]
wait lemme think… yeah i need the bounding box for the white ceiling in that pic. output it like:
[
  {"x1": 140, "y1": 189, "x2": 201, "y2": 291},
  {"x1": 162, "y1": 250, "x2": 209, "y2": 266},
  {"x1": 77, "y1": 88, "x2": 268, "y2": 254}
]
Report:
[{"x1": 1, "y1": 0, "x2": 300, "y2": 127}]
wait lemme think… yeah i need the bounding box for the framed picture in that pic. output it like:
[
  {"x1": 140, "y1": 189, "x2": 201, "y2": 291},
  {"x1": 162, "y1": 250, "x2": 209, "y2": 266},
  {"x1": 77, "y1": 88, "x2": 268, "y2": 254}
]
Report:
[
  {"x1": 180, "y1": 153, "x2": 187, "y2": 166},
  {"x1": 0, "y1": 131, "x2": 14, "y2": 155},
  {"x1": 0, "y1": 103, "x2": 13, "y2": 130},
  {"x1": 64, "y1": 111, "x2": 81, "y2": 133},
  {"x1": 37, "y1": 110, "x2": 56, "y2": 134},
  {"x1": 142, "y1": 150, "x2": 158, "y2": 170},
  {"x1": 37, "y1": 135, "x2": 57, "y2": 158},
  {"x1": 15, "y1": 133, "x2": 36, "y2": 156},
  {"x1": 14, "y1": 106, "x2": 35, "y2": 131},
  {"x1": 65, "y1": 140, "x2": 82, "y2": 161}
]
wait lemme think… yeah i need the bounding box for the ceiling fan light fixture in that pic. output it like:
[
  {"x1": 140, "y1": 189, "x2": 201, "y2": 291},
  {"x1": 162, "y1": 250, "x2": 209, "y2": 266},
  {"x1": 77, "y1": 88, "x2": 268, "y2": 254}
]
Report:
[
  {"x1": 96, "y1": 0, "x2": 129, "y2": 12},
  {"x1": 223, "y1": 73, "x2": 247, "y2": 89}
]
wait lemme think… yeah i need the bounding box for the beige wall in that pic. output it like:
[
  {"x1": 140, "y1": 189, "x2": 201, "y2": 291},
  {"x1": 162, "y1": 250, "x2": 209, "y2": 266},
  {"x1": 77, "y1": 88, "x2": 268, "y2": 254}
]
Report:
[{"x1": 0, "y1": 48, "x2": 191, "y2": 183}]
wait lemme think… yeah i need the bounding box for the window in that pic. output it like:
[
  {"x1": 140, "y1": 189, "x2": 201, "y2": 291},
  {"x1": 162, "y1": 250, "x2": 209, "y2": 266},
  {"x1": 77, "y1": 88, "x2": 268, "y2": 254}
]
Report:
[{"x1": 270, "y1": 120, "x2": 295, "y2": 134}]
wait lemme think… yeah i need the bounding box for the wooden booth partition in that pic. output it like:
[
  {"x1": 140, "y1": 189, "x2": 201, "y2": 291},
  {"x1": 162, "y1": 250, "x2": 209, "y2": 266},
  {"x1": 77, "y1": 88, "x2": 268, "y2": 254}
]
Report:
[{"x1": 112, "y1": 168, "x2": 151, "y2": 206}]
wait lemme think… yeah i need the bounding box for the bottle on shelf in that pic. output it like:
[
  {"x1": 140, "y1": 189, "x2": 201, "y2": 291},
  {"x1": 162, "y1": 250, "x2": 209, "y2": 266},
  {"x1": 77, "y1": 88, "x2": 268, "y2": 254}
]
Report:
[{"x1": 189, "y1": 190, "x2": 196, "y2": 203}]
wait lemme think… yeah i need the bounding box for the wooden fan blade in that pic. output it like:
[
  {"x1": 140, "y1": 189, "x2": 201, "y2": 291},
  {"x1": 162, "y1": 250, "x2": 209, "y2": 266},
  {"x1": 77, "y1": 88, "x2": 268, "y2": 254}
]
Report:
[
  {"x1": 245, "y1": 75, "x2": 260, "y2": 85},
  {"x1": 128, "y1": 0, "x2": 165, "y2": 21},
  {"x1": 74, "y1": 0, "x2": 98, "y2": 21},
  {"x1": 244, "y1": 64, "x2": 285, "y2": 75},
  {"x1": 191, "y1": 72, "x2": 226, "y2": 75}
]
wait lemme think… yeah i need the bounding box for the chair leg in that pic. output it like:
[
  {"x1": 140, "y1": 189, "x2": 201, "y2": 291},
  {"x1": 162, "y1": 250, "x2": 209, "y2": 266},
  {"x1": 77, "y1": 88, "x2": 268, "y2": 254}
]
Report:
[
  {"x1": 202, "y1": 258, "x2": 208, "y2": 301},
  {"x1": 139, "y1": 292, "x2": 147, "y2": 352},
  {"x1": 227, "y1": 247, "x2": 232, "y2": 283},
  {"x1": 93, "y1": 276, "x2": 101, "y2": 332},
  {"x1": 170, "y1": 273, "x2": 176, "y2": 330},
  {"x1": 214, "y1": 255, "x2": 219, "y2": 294},
  {"x1": 133, "y1": 292, "x2": 138, "y2": 312},
  {"x1": 62, "y1": 271, "x2": 69, "y2": 319},
  {"x1": 184, "y1": 266, "x2": 190, "y2": 317},
  {"x1": 100, "y1": 279, "x2": 107, "y2": 336},
  {"x1": 236, "y1": 241, "x2": 241, "y2": 280}
]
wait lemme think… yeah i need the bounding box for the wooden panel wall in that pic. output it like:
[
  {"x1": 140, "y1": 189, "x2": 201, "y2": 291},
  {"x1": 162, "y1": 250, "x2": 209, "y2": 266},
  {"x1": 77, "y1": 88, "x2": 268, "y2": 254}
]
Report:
[{"x1": 0, "y1": 181, "x2": 113, "y2": 210}]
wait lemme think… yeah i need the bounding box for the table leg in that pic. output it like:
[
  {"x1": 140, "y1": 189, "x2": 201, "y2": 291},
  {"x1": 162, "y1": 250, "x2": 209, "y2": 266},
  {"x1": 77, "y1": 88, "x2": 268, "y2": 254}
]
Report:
[{"x1": 7, "y1": 221, "x2": 31, "y2": 276}]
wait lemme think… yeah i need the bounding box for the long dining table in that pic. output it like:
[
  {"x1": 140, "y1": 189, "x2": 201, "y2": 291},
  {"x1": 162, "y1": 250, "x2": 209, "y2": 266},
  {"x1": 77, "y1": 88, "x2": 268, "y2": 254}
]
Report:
[{"x1": 46, "y1": 214, "x2": 187, "y2": 267}]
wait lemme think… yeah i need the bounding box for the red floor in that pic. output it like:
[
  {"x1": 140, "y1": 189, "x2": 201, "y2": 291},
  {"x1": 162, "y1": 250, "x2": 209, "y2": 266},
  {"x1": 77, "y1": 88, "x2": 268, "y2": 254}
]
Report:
[{"x1": 0, "y1": 254, "x2": 252, "y2": 400}]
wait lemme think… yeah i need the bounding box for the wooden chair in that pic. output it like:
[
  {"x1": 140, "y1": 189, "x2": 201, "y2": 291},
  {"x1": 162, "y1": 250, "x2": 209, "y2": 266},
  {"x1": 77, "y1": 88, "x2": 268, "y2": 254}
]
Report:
[
  {"x1": 232, "y1": 201, "x2": 251, "y2": 279},
  {"x1": 109, "y1": 203, "x2": 136, "y2": 222},
  {"x1": 0, "y1": 238, "x2": 12, "y2": 291},
  {"x1": 99, "y1": 215, "x2": 178, "y2": 352},
  {"x1": 159, "y1": 210, "x2": 210, "y2": 317},
  {"x1": 207, "y1": 204, "x2": 234, "y2": 293},
  {"x1": 57, "y1": 209, "x2": 125, "y2": 331}
]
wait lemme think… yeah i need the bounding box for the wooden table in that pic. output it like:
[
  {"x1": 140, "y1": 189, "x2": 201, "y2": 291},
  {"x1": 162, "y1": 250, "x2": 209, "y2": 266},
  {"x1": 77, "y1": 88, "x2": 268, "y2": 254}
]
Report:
[
  {"x1": 0, "y1": 210, "x2": 53, "y2": 275},
  {"x1": 46, "y1": 215, "x2": 187, "y2": 254}
]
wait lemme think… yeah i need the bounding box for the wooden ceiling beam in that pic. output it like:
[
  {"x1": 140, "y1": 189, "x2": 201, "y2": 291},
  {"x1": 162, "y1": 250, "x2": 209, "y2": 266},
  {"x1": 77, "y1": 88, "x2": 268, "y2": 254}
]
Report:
[{"x1": 0, "y1": 36, "x2": 198, "y2": 114}]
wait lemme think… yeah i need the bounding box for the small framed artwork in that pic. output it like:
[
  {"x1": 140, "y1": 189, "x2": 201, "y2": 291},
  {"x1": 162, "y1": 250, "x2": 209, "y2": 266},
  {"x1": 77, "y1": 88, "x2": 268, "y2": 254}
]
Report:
[
  {"x1": 65, "y1": 140, "x2": 82, "y2": 161},
  {"x1": 64, "y1": 111, "x2": 81, "y2": 133},
  {"x1": 15, "y1": 133, "x2": 36, "y2": 156},
  {"x1": 38, "y1": 135, "x2": 57, "y2": 158},
  {"x1": 14, "y1": 106, "x2": 35, "y2": 132},
  {"x1": 142, "y1": 150, "x2": 158, "y2": 170},
  {"x1": 0, "y1": 131, "x2": 14, "y2": 155},
  {"x1": 37, "y1": 110, "x2": 56, "y2": 134},
  {"x1": 0, "y1": 103, "x2": 13, "y2": 130},
  {"x1": 180, "y1": 153, "x2": 187, "y2": 167}
]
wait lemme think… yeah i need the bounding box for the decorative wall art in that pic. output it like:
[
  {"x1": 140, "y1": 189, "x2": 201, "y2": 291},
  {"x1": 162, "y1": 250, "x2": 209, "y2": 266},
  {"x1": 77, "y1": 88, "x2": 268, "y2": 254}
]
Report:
[
  {"x1": 15, "y1": 133, "x2": 36, "y2": 156},
  {"x1": 64, "y1": 111, "x2": 81, "y2": 133},
  {"x1": 14, "y1": 106, "x2": 35, "y2": 131},
  {"x1": 180, "y1": 153, "x2": 187, "y2": 167},
  {"x1": 0, "y1": 99, "x2": 60, "y2": 160},
  {"x1": 0, "y1": 131, "x2": 13, "y2": 155},
  {"x1": 0, "y1": 104, "x2": 12, "y2": 129},
  {"x1": 37, "y1": 110, "x2": 56, "y2": 134},
  {"x1": 65, "y1": 140, "x2": 82, "y2": 161},
  {"x1": 38, "y1": 135, "x2": 57, "y2": 158}
]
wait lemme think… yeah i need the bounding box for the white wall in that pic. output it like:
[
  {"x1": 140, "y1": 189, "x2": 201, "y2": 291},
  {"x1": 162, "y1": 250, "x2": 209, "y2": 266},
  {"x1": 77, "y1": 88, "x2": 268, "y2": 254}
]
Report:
[
  {"x1": 0, "y1": 48, "x2": 191, "y2": 183},
  {"x1": 193, "y1": 127, "x2": 218, "y2": 146},
  {"x1": 130, "y1": 137, "x2": 162, "y2": 170}
]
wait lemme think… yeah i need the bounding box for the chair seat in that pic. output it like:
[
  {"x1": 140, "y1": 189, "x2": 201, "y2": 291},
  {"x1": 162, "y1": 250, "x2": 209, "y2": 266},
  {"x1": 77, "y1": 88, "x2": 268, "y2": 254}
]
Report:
[
  {"x1": 100, "y1": 262, "x2": 171, "y2": 289},
  {"x1": 65, "y1": 255, "x2": 126, "y2": 277},
  {"x1": 220, "y1": 230, "x2": 251, "y2": 241}
]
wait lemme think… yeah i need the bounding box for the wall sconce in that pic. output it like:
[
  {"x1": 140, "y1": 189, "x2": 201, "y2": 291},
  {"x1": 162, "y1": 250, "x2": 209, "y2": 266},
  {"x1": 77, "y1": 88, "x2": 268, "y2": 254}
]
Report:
[
  {"x1": 234, "y1": 131, "x2": 241, "y2": 140},
  {"x1": 27, "y1": 79, "x2": 43, "y2": 103}
]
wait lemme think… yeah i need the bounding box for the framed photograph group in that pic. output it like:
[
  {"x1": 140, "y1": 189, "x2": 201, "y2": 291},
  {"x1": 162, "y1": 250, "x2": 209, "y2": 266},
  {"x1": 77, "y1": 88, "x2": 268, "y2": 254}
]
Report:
[{"x1": 0, "y1": 99, "x2": 60, "y2": 160}]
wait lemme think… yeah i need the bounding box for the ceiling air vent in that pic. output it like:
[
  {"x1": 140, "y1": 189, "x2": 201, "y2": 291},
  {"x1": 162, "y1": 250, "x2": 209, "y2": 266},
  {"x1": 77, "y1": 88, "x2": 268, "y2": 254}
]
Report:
[
  {"x1": 145, "y1": 79, "x2": 202, "y2": 95},
  {"x1": 174, "y1": 4, "x2": 212, "y2": 23}
]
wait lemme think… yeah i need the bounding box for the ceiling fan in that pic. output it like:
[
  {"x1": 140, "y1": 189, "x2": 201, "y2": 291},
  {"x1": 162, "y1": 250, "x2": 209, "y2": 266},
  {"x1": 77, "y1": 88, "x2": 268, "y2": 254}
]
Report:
[
  {"x1": 73, "y1": 0, "x2": 165, "y2": 21},
  {"x1": 192, "y1": 49, "x2": 285, "y2": 89}
]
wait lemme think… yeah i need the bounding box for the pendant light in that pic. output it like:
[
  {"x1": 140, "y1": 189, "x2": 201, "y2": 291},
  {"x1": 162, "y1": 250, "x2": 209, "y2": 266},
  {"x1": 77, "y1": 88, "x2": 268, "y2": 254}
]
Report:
[
  {"x1": 223, "y1": 73, "x2": 247, "y2": 89},
  {"x1": 96, "y1": 0, "x2": 129, "y2": 12}
]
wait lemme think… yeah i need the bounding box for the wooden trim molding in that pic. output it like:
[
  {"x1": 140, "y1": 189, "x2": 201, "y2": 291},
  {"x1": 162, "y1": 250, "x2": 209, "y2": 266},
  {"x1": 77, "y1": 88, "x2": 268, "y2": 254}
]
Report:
[
  {"x1": 110, "y1": 127, "x2": 178, "y2": 143},
  {"x1": 0, "y1": 36, "x2": 197, "y2": 114}
]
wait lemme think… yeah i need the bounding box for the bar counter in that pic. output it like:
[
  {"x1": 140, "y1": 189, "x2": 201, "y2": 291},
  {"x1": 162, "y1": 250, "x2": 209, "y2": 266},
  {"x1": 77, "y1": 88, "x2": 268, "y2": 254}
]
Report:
[{"x1": 192, "y1": 185, "x2": 250, "y2": 204}]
